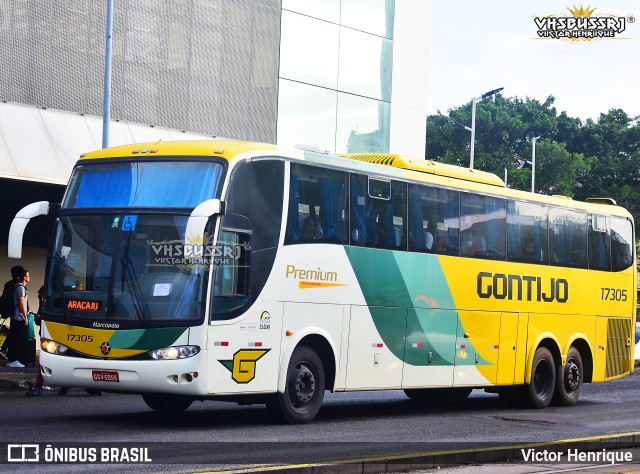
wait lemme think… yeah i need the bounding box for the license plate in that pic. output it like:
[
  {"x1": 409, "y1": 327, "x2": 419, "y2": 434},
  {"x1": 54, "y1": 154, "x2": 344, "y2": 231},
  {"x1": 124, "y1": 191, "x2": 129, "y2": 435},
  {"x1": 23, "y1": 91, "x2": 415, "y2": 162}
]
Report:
[{"x1": 92, "y1": 370, "x2": 119, "y2": 382}]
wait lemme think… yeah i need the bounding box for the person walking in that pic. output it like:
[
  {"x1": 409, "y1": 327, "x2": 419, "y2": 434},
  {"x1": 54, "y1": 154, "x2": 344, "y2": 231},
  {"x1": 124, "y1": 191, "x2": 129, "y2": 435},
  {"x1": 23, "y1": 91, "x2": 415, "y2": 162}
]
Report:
[
  {"x1": 7, "y1": 267, "x2": 29, "y2": 368},
  {"x1": 26, "y1": 286, "x2": 45, "y2": 396},
  {"x1": 0, "y1": 265, "x2": 24, "y2": 359}
]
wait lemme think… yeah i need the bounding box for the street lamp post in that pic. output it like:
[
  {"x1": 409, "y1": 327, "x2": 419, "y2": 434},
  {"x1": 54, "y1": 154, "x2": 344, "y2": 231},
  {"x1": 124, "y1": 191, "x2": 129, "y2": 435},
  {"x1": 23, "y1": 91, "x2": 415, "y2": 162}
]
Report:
[
  {"x1": 469, "y1": 87, "x2": 503, "y2": 169},
  {"x1": 526, "y1": 136, "x2": 541, "y2": 193},
  {"x1": 102, "y1": 0, "x2": 114, "y2": 149}
]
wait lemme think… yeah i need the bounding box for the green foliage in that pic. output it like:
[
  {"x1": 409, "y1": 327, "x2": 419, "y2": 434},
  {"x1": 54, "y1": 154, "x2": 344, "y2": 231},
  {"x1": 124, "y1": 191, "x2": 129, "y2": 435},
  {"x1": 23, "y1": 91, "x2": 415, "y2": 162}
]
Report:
[{"x1": 426, "y1": 97, "x2": 640, "y2": 231}]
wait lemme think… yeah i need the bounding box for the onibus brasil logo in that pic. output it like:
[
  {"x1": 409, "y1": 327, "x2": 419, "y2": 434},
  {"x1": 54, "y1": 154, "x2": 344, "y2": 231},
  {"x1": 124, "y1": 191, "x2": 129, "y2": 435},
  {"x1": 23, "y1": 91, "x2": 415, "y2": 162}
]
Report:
[{"x1": 533, "y1": 5, "x2": 634, "y2": 42}]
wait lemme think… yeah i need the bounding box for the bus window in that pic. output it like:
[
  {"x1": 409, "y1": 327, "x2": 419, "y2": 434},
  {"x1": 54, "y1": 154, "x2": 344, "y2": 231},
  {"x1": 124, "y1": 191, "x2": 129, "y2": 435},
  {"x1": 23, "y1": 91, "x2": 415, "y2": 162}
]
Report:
[
  {"x1": 610, "y1": 217, "x2": 633, "y2": 271},
  {"x1": 212, "y1": 160, "x2": 284, "y2": 320},
  {"x1": 549, "y1": 208, "x2": 588, "y2": 268},
  {"x1": 461, "y1": 193, "x2": 506, "y2": 260},
  {"x1": 588, "y1": 215, "x2": 610, "y2": 271},
  {"x1": 285, "y1": 164, "x2": 348, "y2": 244},
  {"x1": 350, "y1": 174, "x2": 406, "y2": 250},
  {"x1": 211, "y1": 217, "x2": 251, "y2": 319},
  {"x1": 507, "y1": 201, "x2": 548, "y2": 264},
  {"x1": 408, "y1": 184, "x2": 454, "y2": 253},
  {"x1": 416, "y1": 187, "x2": 460, "y2": 256}
]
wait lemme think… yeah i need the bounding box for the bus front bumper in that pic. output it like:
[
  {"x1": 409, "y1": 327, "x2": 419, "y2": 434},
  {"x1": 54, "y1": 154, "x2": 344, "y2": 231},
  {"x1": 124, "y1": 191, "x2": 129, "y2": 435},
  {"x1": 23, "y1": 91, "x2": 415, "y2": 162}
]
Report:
[{"x1": 39, "y1": 351, "x2": 209, "y2": 396}]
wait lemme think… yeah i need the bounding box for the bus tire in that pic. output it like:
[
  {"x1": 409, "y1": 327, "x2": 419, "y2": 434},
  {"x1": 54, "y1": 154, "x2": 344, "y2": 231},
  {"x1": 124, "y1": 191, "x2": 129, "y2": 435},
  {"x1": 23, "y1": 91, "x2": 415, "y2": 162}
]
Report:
[
  {"x1": 142, "y1": 394, "x2": 193, "y2": 413},
  {"x1": 552, "y1": 347, "x2": 583, "y2": 406},
  {"x1": 404, "y1": 387, "x2": 472, "y2": 403},
  {"x1": 270, "y1": 346, "x2": 325, "y2": 424},
  {"x1": 526, "y1": 347, "x2": 556, "y2": 409}
]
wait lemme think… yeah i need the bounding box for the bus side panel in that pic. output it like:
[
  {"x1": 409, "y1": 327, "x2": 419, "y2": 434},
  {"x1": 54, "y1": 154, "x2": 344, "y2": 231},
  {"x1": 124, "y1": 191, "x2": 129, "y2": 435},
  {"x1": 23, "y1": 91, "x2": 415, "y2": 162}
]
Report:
[
  {"x1": 280, "y1": 302, "x2": 344, "y2": 389},
  {"x1": 593, "y1": 316, "x2": 608, "y2": 381},
  {"x1": 513, "y1": 313, "x2": 529, "y2": 384},
  {"x1": 345, "y1": 306, "x2": 405, "y2": 390},
  {"x1": 524, "y1": 313, "x2": 596, "y2": 382},
  {"x1": 206, "y1": 302, "x2": 284, "y2": 395},
  {"x1": 401, "y1": 308, "x2": 456, "y2": 389},
  {"x1": 496, "y1": 312, "x2": 519, "y2": 385},
  {"x1": 454, "y1": 311, "x2": 499, "y2": 386}
]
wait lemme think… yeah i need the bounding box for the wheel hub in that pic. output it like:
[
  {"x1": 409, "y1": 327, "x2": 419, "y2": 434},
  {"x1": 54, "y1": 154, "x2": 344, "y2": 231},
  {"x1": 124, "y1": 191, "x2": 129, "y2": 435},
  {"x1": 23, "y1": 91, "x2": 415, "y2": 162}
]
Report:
[
  {"x1": 293, "y1": 365, "x2": 315, "y2": 404},
  {"x1": 565, "y1": 361, "x2": 580, "y2": 392}
]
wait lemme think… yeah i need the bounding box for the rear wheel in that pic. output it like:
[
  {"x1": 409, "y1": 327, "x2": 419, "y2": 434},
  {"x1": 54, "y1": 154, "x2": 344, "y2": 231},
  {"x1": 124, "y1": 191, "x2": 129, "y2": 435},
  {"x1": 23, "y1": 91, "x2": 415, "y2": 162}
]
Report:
[
  {"x1": 526, "y1": 347, "x2": 556, "y2": 408},
  {"x1": 552, "y1": 347, "x2": 583, "y2": 406},
  {"x1": 269, "y1": 346, "x2": 325, "y2": 424},
  {"x1": 142, "y1": 394, "x2": 193, "y2": 413}
]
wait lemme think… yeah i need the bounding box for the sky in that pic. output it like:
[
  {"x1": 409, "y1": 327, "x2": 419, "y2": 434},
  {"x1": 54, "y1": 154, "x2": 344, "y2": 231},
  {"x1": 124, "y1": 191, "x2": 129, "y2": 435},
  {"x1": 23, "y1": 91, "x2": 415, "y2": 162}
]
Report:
[{"x1": 426, "y1": 0, "x2": 640, "y2": 121}]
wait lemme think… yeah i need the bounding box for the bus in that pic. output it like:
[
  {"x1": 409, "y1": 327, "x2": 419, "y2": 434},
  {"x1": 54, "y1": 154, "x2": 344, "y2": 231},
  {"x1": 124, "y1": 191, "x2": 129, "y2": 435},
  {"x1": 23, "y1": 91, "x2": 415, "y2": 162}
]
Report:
[{"x1": 8, "y1": 139, "x2": 636, "y2": 423}]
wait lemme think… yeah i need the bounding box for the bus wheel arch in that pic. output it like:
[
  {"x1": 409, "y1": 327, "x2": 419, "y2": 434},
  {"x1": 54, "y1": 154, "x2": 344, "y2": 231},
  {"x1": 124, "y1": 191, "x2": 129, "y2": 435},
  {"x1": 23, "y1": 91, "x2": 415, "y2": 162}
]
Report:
[{"x1": 277, "y1": 332, "x2": 337, "y2": 393}]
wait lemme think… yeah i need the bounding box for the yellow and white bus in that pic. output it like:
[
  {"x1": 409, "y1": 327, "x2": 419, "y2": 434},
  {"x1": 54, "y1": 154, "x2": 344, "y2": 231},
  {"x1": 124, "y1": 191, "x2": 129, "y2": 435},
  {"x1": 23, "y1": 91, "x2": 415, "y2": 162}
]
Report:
[{"x1": 8, "y1": 140, "x2": 636, "y2": 423}]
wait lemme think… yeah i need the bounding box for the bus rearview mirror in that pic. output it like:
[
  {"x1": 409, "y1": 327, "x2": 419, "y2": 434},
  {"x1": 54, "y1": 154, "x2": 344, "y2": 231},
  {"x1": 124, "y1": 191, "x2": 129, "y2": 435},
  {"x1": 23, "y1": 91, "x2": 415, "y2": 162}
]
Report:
[{"x1": 184, "y1": 199, "x2": 226, "y2": 246}]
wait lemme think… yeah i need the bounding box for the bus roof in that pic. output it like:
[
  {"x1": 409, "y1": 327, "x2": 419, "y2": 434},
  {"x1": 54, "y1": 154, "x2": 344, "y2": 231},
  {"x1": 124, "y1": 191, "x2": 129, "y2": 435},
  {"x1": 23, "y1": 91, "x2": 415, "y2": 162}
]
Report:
[
  {"x1": 77, "y1": 139, "x2": 632, "y2": 220},
  {"x1": 339, "y1": 153, "x2": 506, "y2": 187},
  {"x1": 79, "y1": 139, "x2": 277, "y2": 162}
]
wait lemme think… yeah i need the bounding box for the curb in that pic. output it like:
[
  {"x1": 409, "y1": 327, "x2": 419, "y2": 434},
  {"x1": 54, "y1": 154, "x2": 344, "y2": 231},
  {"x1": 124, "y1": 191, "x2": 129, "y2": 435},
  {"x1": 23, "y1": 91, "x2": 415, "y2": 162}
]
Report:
[{"x1": 212, "y1": 433, "x2": 640, "y2": 474}]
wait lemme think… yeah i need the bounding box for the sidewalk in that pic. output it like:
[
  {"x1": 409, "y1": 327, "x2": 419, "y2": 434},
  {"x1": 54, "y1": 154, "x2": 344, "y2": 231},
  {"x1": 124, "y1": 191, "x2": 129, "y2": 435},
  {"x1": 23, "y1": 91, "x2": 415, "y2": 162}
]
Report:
[{"x1": 0, "y1": 352, "x2": 40, "y2": 390}]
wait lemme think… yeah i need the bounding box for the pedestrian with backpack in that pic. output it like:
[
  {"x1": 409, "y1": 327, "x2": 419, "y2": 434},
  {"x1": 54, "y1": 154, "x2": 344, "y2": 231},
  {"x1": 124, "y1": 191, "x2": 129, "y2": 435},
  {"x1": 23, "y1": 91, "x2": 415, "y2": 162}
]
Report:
[
  {"x1": 7, "y1": 267, "x2": 30, "y2": 368},
  {"x1": 0, "y1": 266, "x2": 25, "y2": 359}
]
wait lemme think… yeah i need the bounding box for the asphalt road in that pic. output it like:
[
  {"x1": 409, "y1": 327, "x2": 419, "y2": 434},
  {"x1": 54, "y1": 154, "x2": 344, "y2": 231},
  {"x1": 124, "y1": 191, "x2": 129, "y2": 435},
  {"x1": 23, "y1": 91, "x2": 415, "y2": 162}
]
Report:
[{"x1": 2, "y1": 371, "x2": 640, "y2": 472}]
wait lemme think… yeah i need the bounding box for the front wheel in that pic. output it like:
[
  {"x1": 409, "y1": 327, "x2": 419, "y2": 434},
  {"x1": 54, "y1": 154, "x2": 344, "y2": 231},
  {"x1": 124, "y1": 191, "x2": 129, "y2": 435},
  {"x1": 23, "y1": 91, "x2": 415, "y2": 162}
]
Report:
[
  {"x1": 142, "y1": 394, "x2": 193, "y2": 414},
  {"x1": 552, "y1": 347, "x2": 583, "y2": 406},
  {"x1": 526, "y1": 347, "x2": 556, "y2": 409},
  {"x1": 269, "y1": 346, "x2": 325, "y2": 424}
]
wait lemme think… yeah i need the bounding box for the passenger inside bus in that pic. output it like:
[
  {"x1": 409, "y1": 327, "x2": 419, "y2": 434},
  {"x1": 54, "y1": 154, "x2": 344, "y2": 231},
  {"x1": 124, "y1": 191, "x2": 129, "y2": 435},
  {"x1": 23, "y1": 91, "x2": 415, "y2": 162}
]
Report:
[
  {"x1": 461, "y1": 226, "x2": 487, "y2": 257},
  {"x1": 300, "y1": 216, "x2": 323, "y2": 241}
]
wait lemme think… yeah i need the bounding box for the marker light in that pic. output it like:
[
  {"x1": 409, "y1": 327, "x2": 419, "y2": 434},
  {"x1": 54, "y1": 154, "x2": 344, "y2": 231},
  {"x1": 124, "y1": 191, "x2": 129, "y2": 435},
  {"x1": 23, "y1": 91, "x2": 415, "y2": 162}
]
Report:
[
  {"x1": 41, "y1": 338, "x2": 69, "y2": 355},
  {"x1": 149, "y1": 345, "x2": 200, "y2": 360}
]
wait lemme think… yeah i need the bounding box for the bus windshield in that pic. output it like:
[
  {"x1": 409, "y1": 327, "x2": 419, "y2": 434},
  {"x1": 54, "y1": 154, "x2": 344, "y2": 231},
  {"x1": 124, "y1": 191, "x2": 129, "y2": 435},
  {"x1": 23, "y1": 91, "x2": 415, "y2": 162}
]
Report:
[
  {"x1": 46, "y1": 213, "x2": 210, "y2": 324},
  {"x1": 63, "y1": 160, "x2": 224, "y2": 209}
]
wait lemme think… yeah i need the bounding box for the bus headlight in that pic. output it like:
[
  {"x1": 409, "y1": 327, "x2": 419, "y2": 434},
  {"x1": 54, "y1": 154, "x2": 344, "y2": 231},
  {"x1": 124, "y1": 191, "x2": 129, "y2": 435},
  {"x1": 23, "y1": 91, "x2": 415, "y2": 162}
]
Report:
[
  {"x1": 41, "y1": 338, "x2": 69, "y2": 355},
  {"x1": 149, "y1": 345, "x2": 200, "y2": 360}
]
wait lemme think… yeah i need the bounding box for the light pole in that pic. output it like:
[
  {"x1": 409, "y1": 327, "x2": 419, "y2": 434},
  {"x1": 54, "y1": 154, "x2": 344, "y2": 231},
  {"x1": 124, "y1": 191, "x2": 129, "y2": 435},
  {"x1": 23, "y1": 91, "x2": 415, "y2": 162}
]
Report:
[
  {"x1": 469, "y1": 87, "x2": 503, "y2": 169},
  {"x1": 102, "y1": 0, "x2": 114, "y2": 149},
  {"x1": 525, "y1": 136, "x2": 541, "y2": 193}
]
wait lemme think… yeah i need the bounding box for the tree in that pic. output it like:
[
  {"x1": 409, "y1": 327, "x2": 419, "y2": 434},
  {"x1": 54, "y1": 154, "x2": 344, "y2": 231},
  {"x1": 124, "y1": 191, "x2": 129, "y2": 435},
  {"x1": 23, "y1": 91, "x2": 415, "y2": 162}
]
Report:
[{"x1": 426, "y1": 98, "x2": 640, "y2": 232}]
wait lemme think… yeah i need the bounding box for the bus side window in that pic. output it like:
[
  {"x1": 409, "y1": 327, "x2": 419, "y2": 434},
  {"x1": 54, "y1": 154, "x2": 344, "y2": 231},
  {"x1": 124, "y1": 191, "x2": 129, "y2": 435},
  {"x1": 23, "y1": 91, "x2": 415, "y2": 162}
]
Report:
[
  {"x1": 588, "y1": 215, "x2": 610, "y2": 270},
  {"x1": 286, "y1": 164, "x2": 348, "y2": 244},
  {"x1": 461, "y1": 193, "x2": 505, "y2": 260},
  {"x1": 610, "y1": 217, "x2": 633, "y2": 271},
  {"x1": 549, "y1": 208, "x2": 588, "y2": 268},
  {"x1": 211, "y1": 222, "x2": 251, "y2": 317},
  {"x1": 507, "y1": 201, "x2": 548, "y2": 264},
  {"x1": 408, "y1": 184, "x2": 445, "y2": 253}
]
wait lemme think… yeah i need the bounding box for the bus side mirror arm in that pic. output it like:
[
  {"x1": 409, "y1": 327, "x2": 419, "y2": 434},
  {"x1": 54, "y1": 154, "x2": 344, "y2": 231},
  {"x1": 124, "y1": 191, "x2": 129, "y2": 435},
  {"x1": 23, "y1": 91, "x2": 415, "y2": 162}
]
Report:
[
  {"x1": 8, "y1": 201, "x2": 60, "y2": 259},
  {"x1": 184, "y1": 199, "x2": 225, "y2": 245}
]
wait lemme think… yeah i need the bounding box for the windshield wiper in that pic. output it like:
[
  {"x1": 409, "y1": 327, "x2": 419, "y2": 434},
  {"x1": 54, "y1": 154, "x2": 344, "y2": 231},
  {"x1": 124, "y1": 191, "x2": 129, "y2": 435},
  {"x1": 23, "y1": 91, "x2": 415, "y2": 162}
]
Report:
[
  {"x1": 120, "y1": 255, "x2": 149, "y2": 322},
  {"x1": 52, "y1": 255, "x2": 71, "y2": 323}
]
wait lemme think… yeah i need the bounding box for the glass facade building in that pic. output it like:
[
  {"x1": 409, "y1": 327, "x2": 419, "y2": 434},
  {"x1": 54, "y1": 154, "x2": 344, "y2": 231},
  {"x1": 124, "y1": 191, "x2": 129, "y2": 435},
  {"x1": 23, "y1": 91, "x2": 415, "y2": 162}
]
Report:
[
  {"x1": 0, "y1": 0, "x2": 428, "y2": 159},
  {"x1": 278, "y1": 0, "x2": 428, "y2": 155}
]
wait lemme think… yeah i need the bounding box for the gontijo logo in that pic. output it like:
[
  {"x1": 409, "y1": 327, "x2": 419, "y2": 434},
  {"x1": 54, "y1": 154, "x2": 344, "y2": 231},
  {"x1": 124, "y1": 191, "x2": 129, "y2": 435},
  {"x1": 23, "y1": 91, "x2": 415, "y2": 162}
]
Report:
[
  {"x1": 285, "y1": 265, "x2": 347, "y2": 289},
  {"x1": 219, "y1": 349, "x2": 270, "y2": 383},
  {"x1": 533, "y1": 5, "x2": 633, "y2": 42}
]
